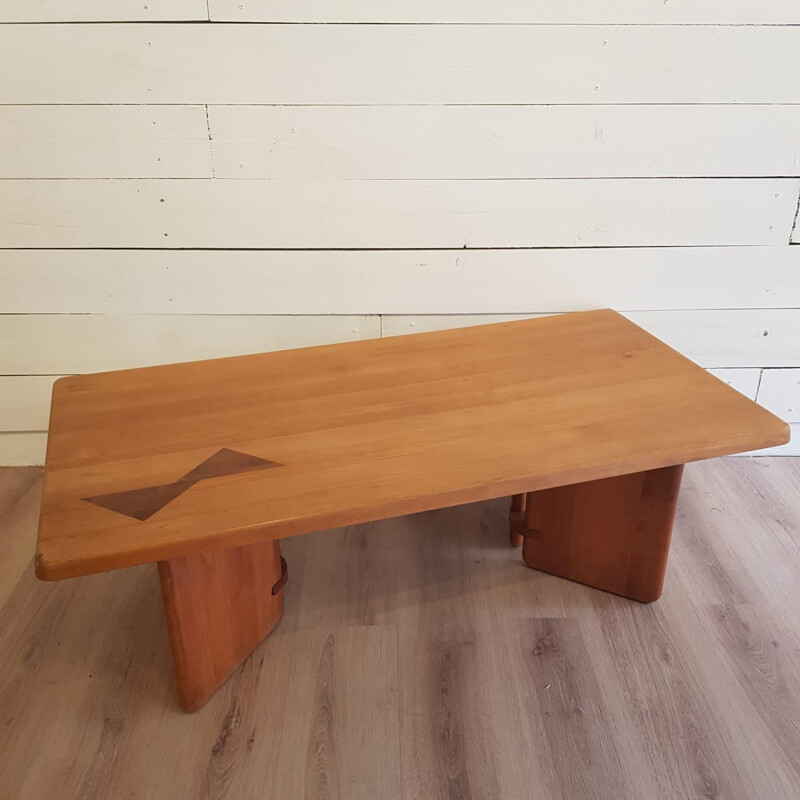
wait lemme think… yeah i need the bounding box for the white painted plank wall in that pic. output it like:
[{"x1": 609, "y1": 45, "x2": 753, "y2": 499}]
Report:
[
  {"x1": 0, "y1": 315, "x2": 380, "y2": 375},
  {"x1": 3, "y1": 249, "x2": 800, "y2": 315},
  {"x1": 379, "y1": 313, "x2": 800, "y2": 370},
  {"x1": 6, "y1": 1, "x2": 800, "y2": 24},
  {"x1": 0, "y1": 179, "x2": 796, "y2": 248},
  {"x1": 3, "y1": 106, "x2": 798, "y2": 180},
  {"x1": 2, "y1": 26, "x2": 800, "y2": 105},
  {"x1": 1, "y1": 9, "x2": 799, "y2": 464},
  {"x1": 4, "y1": 311, "x2": 800, "y2": 375},
  {"x1": 0, "y1": 1, "x2": 207, "y2": 22},
  {"x1": 210, "y1": 0, "x2": 800, "y2": 24},
  {"x1": 208, "y1": 106, "x2": 800, "y2": 180},
  {"x1": 7, "y1": 311, "x2": 797, "y2": 373},
  {"x1": 0, "y1": 378, "x2": 61, "y2": 431},
  {"x1": 758, "y1": 371, "x2": 800, "y2": 423},
  {"x1": 0, "y1": 106, "x2": 211, "y2": 178},
  {"x1": 0, "y1": 435, "x2": 49, "y2": 468}
]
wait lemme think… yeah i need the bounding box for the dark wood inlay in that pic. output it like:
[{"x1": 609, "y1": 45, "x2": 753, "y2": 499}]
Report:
[
  {"x1": 271, "y1": 556, "x2": 288, "y2": 596},
  {"x1": 85, "y1": 480, "x2": 191, "y2": 522},
  {"x1": 83, "y1": 449, "x2": 282, "y2": 521},
  {"x1": 181, "y1": 448, "x2": 282, "y2": 483}
]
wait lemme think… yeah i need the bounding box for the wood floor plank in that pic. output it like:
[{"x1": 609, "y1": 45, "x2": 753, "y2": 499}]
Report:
[
  {"x1": 585, "y1": 601, "x2": 751, "y2": 798},
  {"x1": 671, "y1": 459, "x2": 800, "y2": 607},
  {"x1": 0, "y1": 468, "x2": 42, "y2": 608},
  {"x1": 697, "y1": 604, "x2": 800, "y2": 787}
]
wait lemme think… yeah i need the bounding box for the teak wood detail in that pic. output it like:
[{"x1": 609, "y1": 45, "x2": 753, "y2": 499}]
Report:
[
  {"x1": 158, "y1": 538, "x2": 285, "y2": 712},
  {"x1": 518, "y1": 465, "x2": 685, "y2": 603}
]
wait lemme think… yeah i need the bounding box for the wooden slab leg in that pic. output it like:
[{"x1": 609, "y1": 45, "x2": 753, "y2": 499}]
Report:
[
  {"x1": 158, "y1": 539, "x2": 286, "y2": 712},
  {"x1": 509, "y1": 493, "x2": 526, "y2": 547},
  {"x1": 520, "y1": 465, "x2": 684, "y2": 603}
]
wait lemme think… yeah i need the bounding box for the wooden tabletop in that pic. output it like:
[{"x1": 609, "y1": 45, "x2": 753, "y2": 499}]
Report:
[{"x1": 36, "y1": 309, "x2": 789, "y2": 581}]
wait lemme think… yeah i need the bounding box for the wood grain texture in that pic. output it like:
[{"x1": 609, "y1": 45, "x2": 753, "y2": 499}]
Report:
[
  {"x1": 8, "y1": 458, "x2": 800, "y2": 798},
  {"x1": 745, "y1": 425, "x2": 799, "y2": 456},
  {"x1": 210, "y1": 0, "x2": 800, "y2": 24},
  {"x1": 158, "y1": 538, "x2": 285, "y2": 711},
  {"x1": 3, "y1": 24, "x2": 800, "y2": 105},
  {"x1": 35, "y1": 311, "x2": 788, "y2": 580},
  {"x1": 4, "y1": 248, "x2": 800, "y2": 315},
  {"x1": 208, "y1": 105, "x2": 800, "y2": 179},
  {"x1": 521, "y1": 465, "x2": 684, "y2": 602},
  {"x1": 0, "y1": 178, "x2": 795, "y2": 248},
  {"x1": 0, "y1": 370, "x2": 763, "y2": 464},
  {"x1": 0, "y1": 105, "x2": 211, "y2": 178}
]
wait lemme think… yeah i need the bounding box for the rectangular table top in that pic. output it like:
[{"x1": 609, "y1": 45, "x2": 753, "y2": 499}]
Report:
[{"x1": 36, "y1": 309, "x2": 789, "y2": 581}]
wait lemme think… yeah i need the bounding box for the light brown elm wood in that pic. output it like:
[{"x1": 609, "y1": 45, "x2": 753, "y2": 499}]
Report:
[
  {"x1": 158, "y1": 538, "x2": 285, "y2": 712},
  {"x1": 36, "y1": 309, "x2": 788, "y2": 581},
  {"x1": 519, "y1": 465, "x2": 684, "y2": 602}
]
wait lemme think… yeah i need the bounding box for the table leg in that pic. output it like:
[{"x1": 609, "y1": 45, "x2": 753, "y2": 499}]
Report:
[
  {"x1": 158, "y1": 538, "x2": 286, "y2": 711},
  {"x1": 519, "y1": 464, "x2": 684, "y2": 603}
]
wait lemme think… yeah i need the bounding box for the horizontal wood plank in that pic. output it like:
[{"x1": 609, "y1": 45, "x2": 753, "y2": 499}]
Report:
[
  {"x1": 0, "y1": 434, "x2": 47, "y2": 466},
  {"x1": 708, "y1": 369, "x2": 761, "y2": 401},
  {"x1": 3, "y1": 248, "x2": 800, "y2": 314},
  {"x1": 627, "y1": 311, "x2": 800, "y2": 371},
  {"x1": 0, "y1": 179, "x2": 795, "y2": 248},
  {"x1": 2, "y1": 25, "x2": 800, "y2": 105},
  {"x1": 757, "y1": 368, "x2": 800, "y2": 423},
  {"x1": 0, "y1": 0, "x2": 206, "y2": 22},
  {"x1": 0, "y1": 377, "x2": 61, "y2": 432},
  {"x1": 210, "y1": 0, "x2": 800, "y2": 24},
  {"x1": 209, "y1": 105, "x2": 800, "y2": 179},
  {"x1": 0, "y1": 106, "x2": 211, "y2": 179},
  {"x1": 382, "y1": 310, "x2": 800, "y2": 368},
  {"x1": 0, "y1": 315, "x2": 380, "y2": 375}
]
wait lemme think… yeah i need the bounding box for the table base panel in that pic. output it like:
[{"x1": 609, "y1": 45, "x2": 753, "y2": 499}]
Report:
[
  {"x1": 158, "y1": 538, "x2": 285, "y2": 712},
  {"x1": 516, "y1": 465, "x2": 684, "y2": 603}
]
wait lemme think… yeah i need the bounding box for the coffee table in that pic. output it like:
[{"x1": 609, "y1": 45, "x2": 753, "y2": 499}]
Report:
[{"x1": 36, "y1": 309, "x2": 789, "y2": 710}]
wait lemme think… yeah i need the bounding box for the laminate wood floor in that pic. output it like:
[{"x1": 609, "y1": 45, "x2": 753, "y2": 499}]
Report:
[{"x1": 1, "y1": 458, "x2": 799, "y2": 800}]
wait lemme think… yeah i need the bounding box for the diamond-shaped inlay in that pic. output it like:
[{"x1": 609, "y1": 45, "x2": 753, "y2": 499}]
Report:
[{"x1": 83, "y1": 448, "x2": 282, "y2": 521}]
